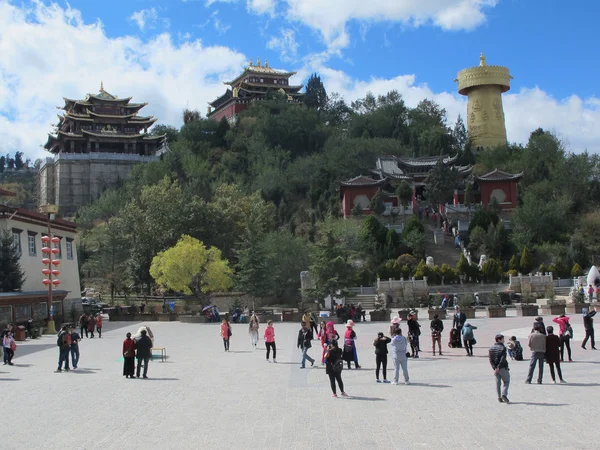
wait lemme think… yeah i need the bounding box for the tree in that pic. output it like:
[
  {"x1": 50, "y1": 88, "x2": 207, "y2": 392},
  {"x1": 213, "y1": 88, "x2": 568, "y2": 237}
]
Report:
[
  {"x1": 359, "y1": 215, "x2": 387, "y2": 251},
  {"x1": 402, "y1": 216, "x2": 424, "y2": 240},
  {"x1": 309, "y1": 230, "x2": 355, "y2": 301},
  {"x1": 369, "y1": 189, "x2": 385, "y2": 215},
  {"x1": 351, "y1": 203, "x2": 362, "y2": 216},
  {"x1": 457, "y1": 253, "x2": 469, "y2": 277},
  {"x1": 481, "y1": 258, "x2": 502, "y2": 283},
  {"x1": 509, "y1": 255, "x2": 519, "y2": 271},
  {"x1": 304, "y1": 73, "x2": 328, "y2": 110},
  {"x1": 151, "y1": 124, "x2": 179, "y2": 143},
  {"x1": 14, "y1": 152, "x2": 24, "y2": 170},
  {"x1": 425, "y1": 160, "x2": 454, "y2": 212},
  {"x1": 404, "y1": 229, "x2": 426, "y2": 258},
  {"x1": 452, "y1": 115, "x2": 468, "y2": 151},
  {"x1": 571, "y1": 263, "x2": 583, "y2": 277},
  {"x1": 183, "y1": 108, "x2": 201, "y2": 124},
  {"x1": 150, "y1": 235, "x2": 233, "y2": 298},
  {"x1": 0, "y1": 156, "x2": 5, "y2": 173},
  {"x1": 520, "y1": 247, "x2": 533, "y2": 274},
  {"x1": 0, "y1": 230, "x2": 25, "y2": 292},
  {"x1": 385, "y1": 229, "x2": 401, "y2": 259}
]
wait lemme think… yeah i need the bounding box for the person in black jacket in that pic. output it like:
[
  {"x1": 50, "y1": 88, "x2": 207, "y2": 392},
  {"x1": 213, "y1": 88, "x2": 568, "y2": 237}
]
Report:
[
  {"x1": 297, "y1": 322, "x2": 314, "y2": 369},
  {"x1": 452, "y1": 307, "x2": 467, "y2": 348},
  {"x1": 489, "y1": 334, "x2": 510, "y2": 403},
  {"x1": 325, "y1": 340, "x2": 347, "y2": 397},
  {"x1": 581, "y1": 308, "x2": 597, "y2": 350},
  {"x1": 430, "y1": 314, "x2": 444, "y2": 356},
  {"x1": 407, "y1": 312, "x2": 421, "y2": 358},
  {"x1": 135, "y1": 329, "x2": 153, "y2": 379},
  {"x1": 373, "y1": 332, "x2": 391, "y2": 383}
]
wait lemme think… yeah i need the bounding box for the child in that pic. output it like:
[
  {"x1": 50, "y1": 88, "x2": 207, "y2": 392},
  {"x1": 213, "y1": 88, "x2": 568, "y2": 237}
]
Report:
[
  {"x1": 507, "y1": 336, "x2": 516, "y2": 360},
  {"x1": 264, "y1": 320, "x2": 276, "y2": 363},
  {"x1": 514, "y1": 337, "x2": 524, "y2": 361},
  {"x1": 373, "y1": 332, "x2": 391, "y2": 383}
]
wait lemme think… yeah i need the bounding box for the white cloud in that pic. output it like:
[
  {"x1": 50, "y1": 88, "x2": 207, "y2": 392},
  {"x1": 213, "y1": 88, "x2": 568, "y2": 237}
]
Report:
[
  {"x1": 266, "y1": 28, "x2": 299, "y2": 62},
  {"x1": 283, "y1": 0, "x2": 498, "y2": 51},
  {"x1": 129, "y1": 8, "x2": 158, "y2": 31},
  {"x1": 0, "y1": 2, "x2": 246, "y2": 159},
  {"x1": 210, "y1": 11, "x2": 231, "y2": 34},
  {"x1": 303, "y1": 64, "x2": 600, "y2": 153},
  {"x1": 247, "y1": 0, "x2": 276, "y2": 15}
]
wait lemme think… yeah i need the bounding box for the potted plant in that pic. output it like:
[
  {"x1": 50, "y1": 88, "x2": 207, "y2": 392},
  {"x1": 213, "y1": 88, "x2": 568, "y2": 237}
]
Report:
[
  {"x1": 516, "y1": 281, "x2": 539, "y2": 316},
  {"x1": 565, "y1": 286, "x2": 588, "y2": 314},
  {"x1": 458, "y1": 295, "x2": 476, "y2": 319},
  {"x1": 369, "y1": 293, "x2": 389, "y2": 322},
  {"x1": 428, "y1": 307, "x2": 447, "y2": 320},
  {"x1": 540, "y1": 285, "x2": 566, "y2": 315}
]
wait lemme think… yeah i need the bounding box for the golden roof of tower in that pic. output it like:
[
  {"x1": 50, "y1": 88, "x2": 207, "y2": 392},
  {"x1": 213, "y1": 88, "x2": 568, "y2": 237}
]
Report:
[{"x1": 455, "y1": 53, "x2": 513, "y2": 95}]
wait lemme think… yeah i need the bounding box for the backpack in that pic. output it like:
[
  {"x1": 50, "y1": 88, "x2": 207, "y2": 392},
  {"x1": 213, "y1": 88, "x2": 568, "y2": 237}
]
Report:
[
  {"x1": 564, "y1": 324, "x2": 574, "y2": 339},
  {"x1": 514, "y1": 341, "x2": 523, "y2": 360},
  {"x1": 56, "y1": 332, "x2": 64, "y2": 347}
]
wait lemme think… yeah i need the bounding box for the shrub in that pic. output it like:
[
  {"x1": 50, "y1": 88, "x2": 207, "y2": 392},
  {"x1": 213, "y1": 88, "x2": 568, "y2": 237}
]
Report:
[
  {"x1": 396, "y1": 254, "x2": 418, "y2": 272},
  {"x1": 456, "y1": 253, "x2": 469, "y2": 276},
  {"x1": 509, "y1": 255, "x2": 519, "y2": 271},
  {"x1": 571, "y1": 263, "x2": 584, "y2": 277},
  {"x1": 481, "y1": 258, "x2": 503, "y2": 283},
  {"x1": 539, "y1": 263, "x2": 547, "y2": 274},
  {"x1": 520, "y1": 247, "x2": 533, "y2": 274},
  {"x1": 402, "y1": 216, "x2": 425, "y2": 239}
]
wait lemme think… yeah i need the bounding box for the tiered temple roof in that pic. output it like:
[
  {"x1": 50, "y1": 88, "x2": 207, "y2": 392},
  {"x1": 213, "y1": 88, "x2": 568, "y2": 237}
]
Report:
[
  {"x1": 475, "y1": 168, "x2": 524, "y2": 182},
  {"x1": 45, "y1": 83, "x2": 165, "y2": 155},
  {"x1": 208, "y1": 58, "x2": 304, "y2": 121},
  {"x1": 372, "y1": 155, "x2": 472, "y2": 181}
]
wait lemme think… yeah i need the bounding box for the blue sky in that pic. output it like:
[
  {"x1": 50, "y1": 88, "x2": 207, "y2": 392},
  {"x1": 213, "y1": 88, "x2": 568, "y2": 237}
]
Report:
[{"x1": 0, "y1": 0, "x2": 598, "y2": 158}]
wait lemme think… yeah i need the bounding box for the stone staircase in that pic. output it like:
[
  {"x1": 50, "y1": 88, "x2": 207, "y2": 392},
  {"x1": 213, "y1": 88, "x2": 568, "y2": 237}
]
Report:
[
  {"x1": 424, "y1": 222, "x2": 462, "y2": 267},
  {"x1": 350, "y1": 293, "x2": 377, "y2": 310}
]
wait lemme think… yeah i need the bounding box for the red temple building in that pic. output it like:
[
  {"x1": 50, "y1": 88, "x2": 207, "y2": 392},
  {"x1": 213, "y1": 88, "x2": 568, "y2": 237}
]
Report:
[
  {"x1": 475, "y1": 169, "x2": 523, "y2": 210},
  {"x1": 208, "y1": 58, "x2": 304, "y2": 124},
  {"x1": 39, "y1": 84, "x2": 167, "y2": 215}
]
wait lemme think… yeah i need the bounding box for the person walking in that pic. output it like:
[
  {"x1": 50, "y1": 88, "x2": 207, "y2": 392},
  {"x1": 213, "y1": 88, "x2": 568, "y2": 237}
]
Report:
[
  {"x1": 489, "y1": 334, "x2": 510, "y2": 403},
  {"x1": 248, "y1": 313, "x2": 259, "y2": 350},
  {"x1": 95, "y1": 314, "x2": 103, "y2": 338},
  {"x1": 264, "y1": 320, "x2": 276, "y2": 363},
  {"x1": 2, "y1": 327, "x2": 15, "y2": 366},
  {"x1": 461, "y1": 322, "x2": 478, "y2": 356},
  {"x1": 325, "y1": 340, "x2": 347, "y2": 397},
  {"x1": 135, "y1": 329, "x2": 152, "y2": 379},
  {"x1": 407, "y1": 312, "x2": 421, "y2": 358},
  {"x1": 309, "y1": 312, "x2": 318, "y2": 336},
  {"x1": 545, "y1": 326, "x2": 566, "y2": 383},
  {"x1": 297, "y1": 322, "x2": 314, "y2": 368},
  {"x1": 79, "y1": 313, "x2": 88, "y2": 338},
  {"x1": 373, "y1": 332, "x2": 391, "y2": 383},
  {"x1": 453, "y1": 306, "x2": 467, "y2": 348},
  {"x1": 430, "y1": 313, "x2": 444, "y2": 356},
  {"x1": 323, "y1": 321, "x2": 340, "y2": 364},
  {"x1": 525, "y1": 326, "x2": 546, "y2": 384},
  {"x1": 342, "y1": 320, "x2": 361, "y2": 369},
  {"x1": 581, "y1": 308, "x2": 596, "y2": 350},
  {"x1": 553, "y1": 314, "x2": 573, "y2": 362},
  {"x1": 55, "y1": 325, "x2": 71, "y2": 372},
  {"x1": 87, "y1": 315, "x2": 95, "y2": 338},
  {"x1": 390, "y1": 328, "x2": 410, "y2": 385},
  {"x1": 221, "y1": 319, "x2": 231, "y2": 352},
  {"x1": 70, "y1": 327, "x2": 81, "y2": 369},
  {"x1": 122, "y1": 332, "x2": 136, "y2": 379},
  {"x1": 318, "y1": 321, "x2": 327, "y2": 364}
]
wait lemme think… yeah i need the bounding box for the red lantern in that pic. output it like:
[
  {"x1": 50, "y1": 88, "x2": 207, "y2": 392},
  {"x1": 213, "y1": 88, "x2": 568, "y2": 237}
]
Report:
[
  {"x1": 51, "y1": 237, "x2": 60, "y2": 244},
  {"x1": 42, "y1": 279, "x2": 51, "y2": 285},
  {"x1": 42, "y1": 268, "x2": 51, "y2": 275},
  {"x1": 42, "y1": 247, "x2": 51, "y2": 254},
  {"x1": 52, "y1": 260, "x2": 60, "y2": 266},
  {"x1": 51, "y1": 248, "x2": 59, "y2": 255},
  {"x1": 52, "y1": 279, "x2": 60, "y2": 286},
  {"x1": 41, "y1": 236, "x2": 50, "y2": 243},
  {"x1": 51, "y1": 269, "x2": 60, "y2": 276},
  {"x1": 42, "y1": 258, "x2": 51, "y2": 265}
]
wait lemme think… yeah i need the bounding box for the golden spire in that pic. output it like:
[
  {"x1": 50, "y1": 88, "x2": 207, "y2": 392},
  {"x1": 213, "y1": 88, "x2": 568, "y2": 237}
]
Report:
[
  {"x1": 249, "y1": 58, "x2": 253, "y2": 67},
  {"x1": 100, "y1": 81, "x2": 105, "y2": 92},
  {"x1": 257, "y1": 56, "x2": 261, "y2": 67},
  {"x1": 265, "y1": 60, "x2": 269, "y2": 68},
  {"x1": 479, "y1": 52, "x2": 487, "y2": 67}
]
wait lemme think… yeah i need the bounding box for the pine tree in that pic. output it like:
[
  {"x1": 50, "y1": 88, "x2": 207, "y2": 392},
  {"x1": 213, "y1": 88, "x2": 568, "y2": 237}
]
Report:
[
  {"x1": 304, "y1": 73, "x2": 328, "y2": 110},
  {"x1": 520, "y1": 247, "x2": 533, "y2": 274},
  {"x1": 453, "y1": 114, "x2": 468, "y2": 151},
  {"x1": 369, "y1": 189, "x2": 386, "y2": 215},
  {"x1": 509, "y1": 255, "x2": 519, "y2": 271},
  {"x1": 309, "y1": 231, "x2": 354, "y2": 301},
  {"x1": 0, "y1": 230, "x2": 25, "y2": 292}
]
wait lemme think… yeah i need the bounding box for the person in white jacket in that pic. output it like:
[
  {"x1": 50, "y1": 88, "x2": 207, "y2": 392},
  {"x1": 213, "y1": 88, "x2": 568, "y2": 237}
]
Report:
[{"x1": 390, "y1": 328, "x2": 410, "y2": 385}]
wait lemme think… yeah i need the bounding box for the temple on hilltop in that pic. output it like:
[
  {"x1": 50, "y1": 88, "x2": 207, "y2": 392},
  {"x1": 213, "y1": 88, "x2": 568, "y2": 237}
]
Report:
[
  {"x1": 207, "y1": 57, "x2": 304, "y2": 124},
  {"x1": 39, "y1": 84, "x2": 167, "y2": 215},
  {"x1": 340, "y1": 154, "x2": 523, "y2": 219}
]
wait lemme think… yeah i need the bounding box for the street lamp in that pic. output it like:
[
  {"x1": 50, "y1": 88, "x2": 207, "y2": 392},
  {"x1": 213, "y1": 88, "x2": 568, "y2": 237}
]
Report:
[{"x1": 40, "y1": 204, "x2": 60, "y2": 334}]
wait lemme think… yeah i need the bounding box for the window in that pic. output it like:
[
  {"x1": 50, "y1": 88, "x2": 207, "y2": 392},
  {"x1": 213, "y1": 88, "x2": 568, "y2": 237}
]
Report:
[
  {"x1": 260, "y1": 78, "x2": 264, "y2": 83},
  {"x1": 55, "y1": 236, "x2": 62, "y2": 259},
  {"x1": 12, "y1": 229, "x2": 21, "y2": 254},
  {"x1": 28, "y1": 232, "x2": 37, "y2": 256},
  {"x1": 66, "y1": 239, "x2": 74, "y2": 260},
  {"x1": 274, "y1": 79, "x2": 278, "y2": 84}
]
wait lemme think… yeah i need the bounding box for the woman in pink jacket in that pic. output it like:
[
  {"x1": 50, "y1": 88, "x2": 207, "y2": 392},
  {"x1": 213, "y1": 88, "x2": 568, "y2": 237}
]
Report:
[
  {"x1": 220, "y1": 319, "x2": 231, "y2": 352},
  {"x1": 264, "y1": 320, "x2": 276, "y2": 363},
  {"x1": 553, "y1": 314, "x2": 573, "y2": 362}
]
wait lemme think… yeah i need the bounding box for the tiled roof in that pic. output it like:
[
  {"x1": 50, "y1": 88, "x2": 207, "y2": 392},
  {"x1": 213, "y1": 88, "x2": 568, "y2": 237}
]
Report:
[
  {"x1": 475, "y1": 168, "x2": 524, "y2": 181},
  {"x1": 341, "y1": 176, "x2": 388, "y2": 186}
]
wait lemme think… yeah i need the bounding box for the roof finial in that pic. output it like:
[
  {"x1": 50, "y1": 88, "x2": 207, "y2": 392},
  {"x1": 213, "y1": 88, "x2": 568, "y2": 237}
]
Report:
[
  {"x1": 100, "y1": 81, "x2": 105, "y2": 92},
  {"x1": 265, "y1": 59, "x2": 269, "y2": 68},
  {"x1": 249, "y1": 58, "x2": 253, "y2": 67},
  {"x1": 479, "y1": 52, "x2": 487, "y2": 67},
  {"x1": 257, "y1": 56, "x2": 261, "y2": 67}
]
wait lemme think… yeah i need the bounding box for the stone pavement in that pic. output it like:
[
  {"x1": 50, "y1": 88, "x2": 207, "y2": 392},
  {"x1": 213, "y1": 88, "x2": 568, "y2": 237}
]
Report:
[{"x1": 4, "y1": 313, "x2": 600, "y2": 450}]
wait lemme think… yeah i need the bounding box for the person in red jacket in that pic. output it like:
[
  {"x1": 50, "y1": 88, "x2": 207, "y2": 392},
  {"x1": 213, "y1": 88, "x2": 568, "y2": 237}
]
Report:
[
  {"x1": 552, "y1": 314, "x2": 573, "y2": 362},
  {"x1": 264, "y1": 320, "x2": 276, "y2": 363},
  {"x1": 95, "y1": 314, "x2": 103, "y2": 338},
  {"x1": 122, "y1": 332, "x2": 136, "y2": 379},
  {"x1": 87, "y1": 315, "x2": 95, "y2": 338}
]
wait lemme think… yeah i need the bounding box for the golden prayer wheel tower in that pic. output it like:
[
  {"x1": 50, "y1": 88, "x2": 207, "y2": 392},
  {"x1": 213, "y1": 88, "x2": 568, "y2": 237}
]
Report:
[{"x1": 456, "y1": 53, "x2": 513, "y2": 148}]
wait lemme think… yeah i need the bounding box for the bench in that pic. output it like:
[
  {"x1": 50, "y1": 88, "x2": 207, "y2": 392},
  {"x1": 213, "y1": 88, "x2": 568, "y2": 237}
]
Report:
[{"x1": 151, "y1": 347, "x2": 167, "y2": 362}]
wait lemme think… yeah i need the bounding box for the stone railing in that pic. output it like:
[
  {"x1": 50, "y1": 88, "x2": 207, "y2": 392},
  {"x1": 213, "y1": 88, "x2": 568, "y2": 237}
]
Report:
[{"x1": 509, "y1": 273, "x2": 553, "y2": 294}]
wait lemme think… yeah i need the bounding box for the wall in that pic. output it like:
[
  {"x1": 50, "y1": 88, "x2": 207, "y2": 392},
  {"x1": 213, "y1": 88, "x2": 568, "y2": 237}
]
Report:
[
  {"x1": 377, "y1": 278, "x2": 429, "y2": 304},
  {"x1": 480, "y1": 180, "x2": 518, "y2": 209},
  {"x1": 341, "y1": 185, "x2": 398, "y2": 217},
  {"x1": 209, "y1": 102, "x2": 249, "y2": 123},
  {"x1": 1, "y1": 218, "x2": 80, "y2": 300},
  {"x1": 509, "y1": 274, "x2": 553, "y2": 294}
]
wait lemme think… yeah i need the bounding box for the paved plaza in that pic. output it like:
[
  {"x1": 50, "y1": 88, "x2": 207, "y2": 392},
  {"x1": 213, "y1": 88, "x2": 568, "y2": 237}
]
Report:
[{"x1": 4, "y1": 312, "x2": 600, "y2": 450}]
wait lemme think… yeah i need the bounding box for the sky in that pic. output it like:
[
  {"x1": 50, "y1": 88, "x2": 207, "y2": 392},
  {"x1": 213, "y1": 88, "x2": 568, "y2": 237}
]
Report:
[{"x1": 0, "y1": 0, "x2": 598, "y2": 160}]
